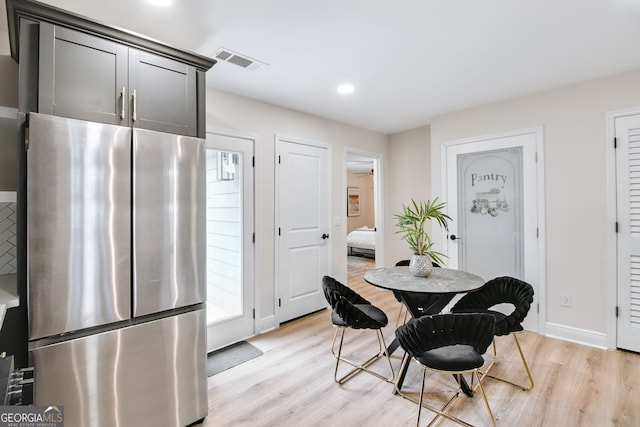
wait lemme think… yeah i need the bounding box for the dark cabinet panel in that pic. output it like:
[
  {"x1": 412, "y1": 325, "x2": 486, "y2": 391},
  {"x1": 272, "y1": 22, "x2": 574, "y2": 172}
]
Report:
[
  {"x1": 38, "y1": 24, "x2": 199, "y2": 136},
  {"x1": 129, "y1": 50, "x2": 197, "y2": 137},
  {"x1": 38, "y1": 23, "x2": 128, "y2": 126}
]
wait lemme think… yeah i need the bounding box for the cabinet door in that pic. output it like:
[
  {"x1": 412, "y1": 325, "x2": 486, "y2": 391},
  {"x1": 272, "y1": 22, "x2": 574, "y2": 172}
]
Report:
[
  {"x1": 38, "y1": 23, "x2": 128, "y2": 125},
  {"x1": 129, "y1": 49, "x2": 198, "y2": 137}
]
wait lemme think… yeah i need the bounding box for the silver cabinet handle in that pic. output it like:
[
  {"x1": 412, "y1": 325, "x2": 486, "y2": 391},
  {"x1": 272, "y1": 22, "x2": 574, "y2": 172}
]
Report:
[
  {"x1": 120, "y1": 86, "x2": 126, "y2": 120},
  {"x1": 132, "y1": 89, "x2": 137, "y2": 121}
]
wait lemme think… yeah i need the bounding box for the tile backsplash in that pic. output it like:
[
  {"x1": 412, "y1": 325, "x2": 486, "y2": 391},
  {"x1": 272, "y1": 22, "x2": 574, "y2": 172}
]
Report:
[{"x1": 0, "y1": 202, "x2": 17, "y2": 275}]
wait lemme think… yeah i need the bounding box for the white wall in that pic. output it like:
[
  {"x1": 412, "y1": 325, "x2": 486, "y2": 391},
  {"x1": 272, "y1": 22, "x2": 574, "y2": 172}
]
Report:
[
  {"x1": 429, "y1": 69, "x2": 640, "y2": 344},
  {"x1": 384, "y1": 125, "x2": 433, "y2": 265},
  {"x1": 205, "y1": 88, "x2": 388, "y2": 332}
]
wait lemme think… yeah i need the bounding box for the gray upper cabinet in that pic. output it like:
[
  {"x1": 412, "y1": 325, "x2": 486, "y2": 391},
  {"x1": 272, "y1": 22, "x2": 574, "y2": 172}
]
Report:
[
  {"x1": 129, "y1": 49, "x2": 197, "y2": 136},
  {"x1": 7, "y1": 0, "x2": 215, "y2": 137},
  {"x1": 38, "y1": 23, "x2": 199, "y2": 136},
  {"x1": 38, "y1": 24, "x2": 128, "y2": 126}
]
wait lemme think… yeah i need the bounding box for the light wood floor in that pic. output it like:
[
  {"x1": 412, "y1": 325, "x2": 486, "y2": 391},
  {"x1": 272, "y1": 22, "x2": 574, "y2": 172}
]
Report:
[{"x1": 203, "y1": 257, "x2": 640, "y2": 426}]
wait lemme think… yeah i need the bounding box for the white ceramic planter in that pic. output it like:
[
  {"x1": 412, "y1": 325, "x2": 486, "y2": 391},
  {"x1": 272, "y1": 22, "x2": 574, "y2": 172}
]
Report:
[{"x1": 409, "y1": 254, "x2": 433, "y2": 277}]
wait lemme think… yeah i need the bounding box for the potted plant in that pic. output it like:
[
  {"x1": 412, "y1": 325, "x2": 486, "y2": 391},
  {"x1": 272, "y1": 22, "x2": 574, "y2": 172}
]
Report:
[{"x1": 394, "y1": 198, "x2": 451, "y2": 277}]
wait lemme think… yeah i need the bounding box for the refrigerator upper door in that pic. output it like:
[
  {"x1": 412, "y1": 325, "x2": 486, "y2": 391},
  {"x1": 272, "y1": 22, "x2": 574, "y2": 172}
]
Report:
[
  {"x1": 133, "y1": 129, "x2": 206, "y2": 316},
  {"x1": 27, "y1": 113, "x2": 132, "y2": 340}
]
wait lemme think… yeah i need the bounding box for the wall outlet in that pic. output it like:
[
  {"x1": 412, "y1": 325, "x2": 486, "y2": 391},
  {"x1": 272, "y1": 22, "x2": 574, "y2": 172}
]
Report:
[{"x1": 561, "y1": 293, "x2": 571, "y2": 307}]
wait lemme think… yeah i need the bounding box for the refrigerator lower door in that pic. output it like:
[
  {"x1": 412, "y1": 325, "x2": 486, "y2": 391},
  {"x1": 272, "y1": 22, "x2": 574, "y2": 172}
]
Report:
[
  {"x1": 27, "y1": 113, "x2": 132, "y2": 340},
  {"x1": 30, "y1": 309, "x2": 208, "y2": 427},
  {"x1": 133, "y1": 128, "x2": 206, "y2": 317}
]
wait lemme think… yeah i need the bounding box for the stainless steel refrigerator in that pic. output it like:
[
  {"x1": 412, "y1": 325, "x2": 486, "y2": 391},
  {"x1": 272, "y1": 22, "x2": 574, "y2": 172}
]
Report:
[{"x1": 26, "y1": 113, "x2": 207, "y2": 426}]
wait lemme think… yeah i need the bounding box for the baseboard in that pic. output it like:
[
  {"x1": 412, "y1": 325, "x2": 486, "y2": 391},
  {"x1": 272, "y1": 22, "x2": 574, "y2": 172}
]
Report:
[
  {"x1": 544, "y1": 322, "x2": 609, "y2": 349},
  {"x1": 257, "y1": 315, "x2": 276, "y2": 334}
]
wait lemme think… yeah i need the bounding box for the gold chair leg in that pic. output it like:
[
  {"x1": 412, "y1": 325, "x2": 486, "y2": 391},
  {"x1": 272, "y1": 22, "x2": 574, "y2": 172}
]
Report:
[
  {"x1": 512, "y1": 333, "x2": 535, "y2": 390},
  {"x1": 331, "y1": 328, "x2": 347, "y2": 383},
  {"x1": 483, "y1": 333, "x2": 535, "y2": 391},
  {"x1": 416, "y1": 367, "x2": 427, "y2": 427},
  {"x1": 395, "y1": 360, "x2": 482, "y2": 427},
  {"x1": 395, "y1": 305, "x2": 409, "y2": 328},
  {"x1": 394, "y1": 352, "x2": 411, "y2": 395},
  {"x1": 330, "y1": 326, "x2": 394, "y2": 384},
  {"x1": 474, "y1": 370, "x2": 497, "y2": 427},
  {"x1": 460, "y1": 337, "x2": 495, "y2": 394},
  {"x1": 376, "y1": 329, "x2": 396, "y2": 382},
  {"x1": 395, "y1": 305, "x2": 403, "y2": 328}
]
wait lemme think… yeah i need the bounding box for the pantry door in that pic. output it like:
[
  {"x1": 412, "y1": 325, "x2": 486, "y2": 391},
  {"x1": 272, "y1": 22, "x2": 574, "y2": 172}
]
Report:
[{"x1": 444, "y1": 128, "x2": 543, "y2": 332}]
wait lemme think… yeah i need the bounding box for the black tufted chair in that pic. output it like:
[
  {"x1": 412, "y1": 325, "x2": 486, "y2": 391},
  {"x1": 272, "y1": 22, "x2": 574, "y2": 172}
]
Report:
[
  {"x1": 451, "y1": 276, "x2": 535, "y2": 390},
  {"x1": 395, "y1": 313, "x2": 497, "y2": 427},
  {"x1": 393, "y1": 260, "x2": 443, "y2": 327},
  {"x1": 322, "y1": 276, "x2": 394, "y2": 384}
]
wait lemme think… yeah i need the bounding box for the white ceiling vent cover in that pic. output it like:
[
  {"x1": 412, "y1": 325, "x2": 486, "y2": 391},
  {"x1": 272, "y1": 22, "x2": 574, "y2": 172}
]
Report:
[{"x1": 214, "y1": 48, "x2": 267, "y2": 71}]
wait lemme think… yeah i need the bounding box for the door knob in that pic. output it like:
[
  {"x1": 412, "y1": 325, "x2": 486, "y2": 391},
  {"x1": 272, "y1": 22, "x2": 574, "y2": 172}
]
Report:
[
  {"x1": 321, "y1": 233, "x2": 330, "y2": 240},
  {"x1": 449, "y1": 234, "x2": 460, "y2": 241}
]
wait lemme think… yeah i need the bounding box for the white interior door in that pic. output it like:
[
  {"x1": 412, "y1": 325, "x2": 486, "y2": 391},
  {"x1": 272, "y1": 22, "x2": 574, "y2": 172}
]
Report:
[
  {"x1": 444, "y1": 129, "x2": 542, "y2": 332},
  {"x1": 205, "y1": 132, "x2": 255, "y2": 351},
  {"x1": 276, "y1": 136, "x2": 331, "y2": 323},
  {"x1": 615, "y1": 114, "x2": 640, "y2": 353}
]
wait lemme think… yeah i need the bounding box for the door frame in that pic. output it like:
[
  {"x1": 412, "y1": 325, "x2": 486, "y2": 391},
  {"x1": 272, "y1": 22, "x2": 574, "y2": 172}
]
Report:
[
  {"x1": 205, "y1": 127, "x2": 256, "y2": 351},
  {"x1": 606, "y1": 107, "x2": 640, "y2": 350},
  {"x1": 274, "y1": 134, "x2": 332, "y2": 325},
  {"x1": 440, "y1": 126, "x2": 546, "y2": 334},
  {"x1": 344, "y1": 147, "x2": 385, "y2": 270}
]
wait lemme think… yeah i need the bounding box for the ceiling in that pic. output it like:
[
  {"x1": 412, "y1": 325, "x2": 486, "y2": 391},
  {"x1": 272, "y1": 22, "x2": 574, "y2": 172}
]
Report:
[{"x1": 2, "y1": 0, "x2": 640, "y2": 134}]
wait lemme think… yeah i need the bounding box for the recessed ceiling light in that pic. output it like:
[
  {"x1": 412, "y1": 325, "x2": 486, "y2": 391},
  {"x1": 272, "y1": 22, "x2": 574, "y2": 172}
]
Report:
[
  {"x1": 337, "y1": 84, "x2": 355, "y2": 95},
  {"x1": 146, "y1": 0, "x2": 172, "y2": 6}
]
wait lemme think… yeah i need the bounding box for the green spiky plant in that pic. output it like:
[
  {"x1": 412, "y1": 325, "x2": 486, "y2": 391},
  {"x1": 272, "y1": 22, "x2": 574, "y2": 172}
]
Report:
[{"x1": 394, "y1": 198, "x2": 452, "y2": 266}]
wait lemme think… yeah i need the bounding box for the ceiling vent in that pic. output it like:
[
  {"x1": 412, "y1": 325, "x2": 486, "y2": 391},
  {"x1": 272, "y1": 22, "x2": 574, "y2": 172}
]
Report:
[{"x1": 214, "y1": 48, "x2": 267, "y2": 71}]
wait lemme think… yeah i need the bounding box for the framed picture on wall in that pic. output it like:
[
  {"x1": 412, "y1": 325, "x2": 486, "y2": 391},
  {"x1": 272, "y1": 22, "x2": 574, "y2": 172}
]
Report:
[{"x1": 347, "y1": 187, "x2": 360, "y2": 216}]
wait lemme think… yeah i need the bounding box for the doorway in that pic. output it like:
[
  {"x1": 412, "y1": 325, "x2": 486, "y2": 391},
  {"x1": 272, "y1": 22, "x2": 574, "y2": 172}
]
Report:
[
  {"x1": 345, "y1": 151, "x2": 383, "y2": 284},
  {"x1": 205, "y1": 131, "x2": 255, "y2": 351},
  {"x1": 443, "y1": 128, "x2": 545, "y2": 332}
]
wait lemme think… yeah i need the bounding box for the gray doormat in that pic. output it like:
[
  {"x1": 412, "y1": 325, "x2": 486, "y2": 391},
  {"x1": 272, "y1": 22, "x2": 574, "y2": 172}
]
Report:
[{"x1": 207, "y1": 341, "x2": 263, "y2": 377}]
